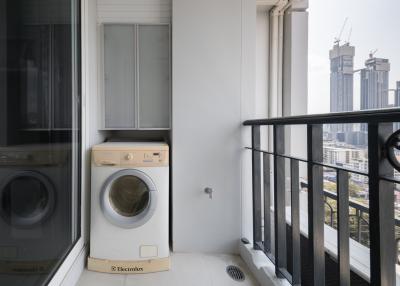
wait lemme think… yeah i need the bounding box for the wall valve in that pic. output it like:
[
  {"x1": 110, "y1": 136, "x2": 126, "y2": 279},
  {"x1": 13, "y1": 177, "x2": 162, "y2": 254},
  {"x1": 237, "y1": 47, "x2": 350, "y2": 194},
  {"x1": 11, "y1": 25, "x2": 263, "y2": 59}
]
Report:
[{"x1": 204, "y1": 187, "x2": 213, "y2": 199}]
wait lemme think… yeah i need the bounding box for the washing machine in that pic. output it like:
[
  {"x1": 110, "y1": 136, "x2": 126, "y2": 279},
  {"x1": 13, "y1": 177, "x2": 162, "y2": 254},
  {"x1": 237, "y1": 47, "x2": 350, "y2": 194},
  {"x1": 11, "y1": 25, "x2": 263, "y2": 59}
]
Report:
[
  {"x1": 88, "y1": 142, "x2": 169, "y2": 274},
  {"x1": 0, "y1": 144, "x2": 73, "y2": 276}
]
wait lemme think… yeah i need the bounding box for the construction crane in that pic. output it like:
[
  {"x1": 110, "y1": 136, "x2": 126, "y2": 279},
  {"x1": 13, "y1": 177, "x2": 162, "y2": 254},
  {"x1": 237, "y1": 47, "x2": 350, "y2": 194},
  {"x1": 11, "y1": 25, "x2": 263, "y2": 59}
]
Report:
[
  {"x1": 344, "y1": 27, "x2": 352, "y2": 45},
  {"x1": 369, "y1": 49, "x2": 378, "y2": 58},
  {"x1": 334, "y1": 17, "x2": 348, "y2": 46}
]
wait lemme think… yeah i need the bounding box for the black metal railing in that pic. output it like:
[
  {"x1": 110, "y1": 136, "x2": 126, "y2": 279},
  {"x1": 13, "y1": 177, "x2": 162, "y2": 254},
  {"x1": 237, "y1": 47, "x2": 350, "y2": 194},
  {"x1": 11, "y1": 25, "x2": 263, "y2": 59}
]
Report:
[
  {"x1": 323, "y1": 189, "x2": 400, "y2": 252},
  {"x1": 244, "y1": 109, "x2": 400, "y2": 286}
]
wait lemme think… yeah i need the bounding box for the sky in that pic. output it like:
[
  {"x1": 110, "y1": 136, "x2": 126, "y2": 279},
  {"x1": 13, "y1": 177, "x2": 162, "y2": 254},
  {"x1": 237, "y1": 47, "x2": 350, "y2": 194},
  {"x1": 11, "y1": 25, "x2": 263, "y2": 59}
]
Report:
[{"x1": 308, "y1": 0, "x2": 400, "y2": 114}]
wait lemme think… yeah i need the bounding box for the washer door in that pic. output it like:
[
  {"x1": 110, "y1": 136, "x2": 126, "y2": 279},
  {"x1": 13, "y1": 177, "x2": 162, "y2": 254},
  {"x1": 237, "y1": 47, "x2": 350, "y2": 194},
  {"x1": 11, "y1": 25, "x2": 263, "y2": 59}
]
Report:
[
  {"x1": 0, "y1": 171, "x2": 55, "y2": 227},
  {"x1": 101, "y1": 169, "x2": 157, "y2": 228}
]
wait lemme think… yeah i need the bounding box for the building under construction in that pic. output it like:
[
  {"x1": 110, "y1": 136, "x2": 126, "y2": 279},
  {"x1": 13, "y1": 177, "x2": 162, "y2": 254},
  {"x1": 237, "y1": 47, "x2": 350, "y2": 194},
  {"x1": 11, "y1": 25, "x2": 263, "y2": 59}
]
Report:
[
  {"x1": 329, "y1": 43, "x2": 355, "y2": 133},
  {"x1": 360, "y1": 55, "x2": 390, "y2": 110}
]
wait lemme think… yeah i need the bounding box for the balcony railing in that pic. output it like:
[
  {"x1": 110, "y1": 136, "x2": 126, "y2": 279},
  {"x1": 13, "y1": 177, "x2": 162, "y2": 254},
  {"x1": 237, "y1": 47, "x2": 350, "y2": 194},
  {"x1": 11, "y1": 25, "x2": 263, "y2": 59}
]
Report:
[
  {"x1": 243, "y1": 109, "x2": 400, "y2": 286},
  {"x1": 323, "y1": 188, "x2": 400, "y2": 254}
]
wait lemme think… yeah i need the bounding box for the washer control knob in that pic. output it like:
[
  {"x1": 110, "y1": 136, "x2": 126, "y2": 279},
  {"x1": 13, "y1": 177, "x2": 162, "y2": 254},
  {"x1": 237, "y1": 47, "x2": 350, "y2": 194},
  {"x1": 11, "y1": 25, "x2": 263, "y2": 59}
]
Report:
[{"x1": 125, "y1": 153, "x2": 134, "y2": 161}]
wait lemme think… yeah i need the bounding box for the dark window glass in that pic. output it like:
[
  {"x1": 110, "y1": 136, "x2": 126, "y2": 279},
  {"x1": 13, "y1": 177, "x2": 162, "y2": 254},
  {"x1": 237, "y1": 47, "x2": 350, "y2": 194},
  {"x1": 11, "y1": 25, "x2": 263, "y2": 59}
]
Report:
[{"x1": 0, "y1": 0, "x2": 81, "y2": 285}]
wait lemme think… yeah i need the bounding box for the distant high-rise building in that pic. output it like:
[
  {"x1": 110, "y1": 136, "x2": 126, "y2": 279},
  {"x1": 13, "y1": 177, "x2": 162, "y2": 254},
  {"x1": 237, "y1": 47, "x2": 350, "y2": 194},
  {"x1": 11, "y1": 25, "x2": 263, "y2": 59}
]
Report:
[
  {"x1": 395, "y1": 81, "x2": 400, "y2": 130},
  {"x1": 329, "y1": 43, "x2": 355, "y2": 133},
  {"x1": 360, "y1": 56, "x2": 390, "y2": 110},
  {"x1": 395, "y1": 81, "x2": 400, "y2": 107},
  {"x1": 345, "y1": 131, "x2": 368, "y2": 147}
]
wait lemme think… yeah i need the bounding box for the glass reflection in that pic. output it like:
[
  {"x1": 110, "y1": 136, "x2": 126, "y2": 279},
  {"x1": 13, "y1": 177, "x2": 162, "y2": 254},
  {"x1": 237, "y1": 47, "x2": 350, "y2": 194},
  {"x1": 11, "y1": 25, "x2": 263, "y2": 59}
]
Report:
[{"x1": 0, "y1": 0, "x2": 80, "y2": 285}]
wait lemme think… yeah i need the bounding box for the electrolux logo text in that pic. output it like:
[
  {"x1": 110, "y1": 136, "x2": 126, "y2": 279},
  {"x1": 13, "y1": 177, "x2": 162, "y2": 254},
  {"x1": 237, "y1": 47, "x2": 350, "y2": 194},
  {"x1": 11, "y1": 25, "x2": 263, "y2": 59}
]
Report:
[{"x1": 111, "y1": 266, "x2": 144, "y2": 272}]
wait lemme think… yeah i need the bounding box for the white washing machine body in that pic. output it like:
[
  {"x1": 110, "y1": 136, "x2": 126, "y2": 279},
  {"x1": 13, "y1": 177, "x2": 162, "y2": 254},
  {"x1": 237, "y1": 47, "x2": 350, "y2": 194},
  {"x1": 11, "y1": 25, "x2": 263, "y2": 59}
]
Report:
[{"x1": 90, "y1": 142, "x2": 169, "y2": 261}]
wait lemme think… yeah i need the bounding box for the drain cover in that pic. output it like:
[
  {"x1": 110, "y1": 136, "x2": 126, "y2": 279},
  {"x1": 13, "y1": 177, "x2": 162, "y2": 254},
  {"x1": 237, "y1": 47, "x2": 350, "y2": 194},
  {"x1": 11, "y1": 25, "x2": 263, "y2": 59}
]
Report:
[{"x1": 226, "y1": 265, "x2": 245, "y2": 282}]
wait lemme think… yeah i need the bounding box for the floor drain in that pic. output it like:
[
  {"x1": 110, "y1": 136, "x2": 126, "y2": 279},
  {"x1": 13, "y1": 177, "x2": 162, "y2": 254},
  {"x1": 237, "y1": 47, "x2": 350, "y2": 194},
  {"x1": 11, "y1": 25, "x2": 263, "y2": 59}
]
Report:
[{"x1": 226, "y1": 265, "x2": 245, "y2": 282}]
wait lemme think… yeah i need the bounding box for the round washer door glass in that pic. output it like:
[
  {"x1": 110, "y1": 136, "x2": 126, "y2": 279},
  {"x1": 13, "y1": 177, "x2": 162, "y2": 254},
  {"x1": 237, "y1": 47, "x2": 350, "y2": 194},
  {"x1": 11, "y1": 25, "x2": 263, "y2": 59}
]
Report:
[
  {"x1": 0, "y1": 171, "x2": 55, "y2": 227},
  {"x1": 109, "y1": 175, "x2": 149, "y2": 217},
  {"x1": 101, "y1": 169, "x2": 157, "y2": 228}
]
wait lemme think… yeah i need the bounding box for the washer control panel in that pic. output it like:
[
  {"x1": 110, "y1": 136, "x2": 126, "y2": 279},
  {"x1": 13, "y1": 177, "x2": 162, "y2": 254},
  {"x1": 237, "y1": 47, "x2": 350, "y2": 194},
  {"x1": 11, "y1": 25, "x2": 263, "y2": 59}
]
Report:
[{"x1": 93, "y1": 150, "x2": 168, "y2": 167}]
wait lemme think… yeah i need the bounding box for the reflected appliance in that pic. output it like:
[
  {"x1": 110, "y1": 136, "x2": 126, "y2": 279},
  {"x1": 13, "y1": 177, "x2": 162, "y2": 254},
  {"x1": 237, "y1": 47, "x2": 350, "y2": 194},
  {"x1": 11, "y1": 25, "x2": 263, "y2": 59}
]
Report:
[{"x1": 0, "y1": 144, "x2": 72, "y2": 275}]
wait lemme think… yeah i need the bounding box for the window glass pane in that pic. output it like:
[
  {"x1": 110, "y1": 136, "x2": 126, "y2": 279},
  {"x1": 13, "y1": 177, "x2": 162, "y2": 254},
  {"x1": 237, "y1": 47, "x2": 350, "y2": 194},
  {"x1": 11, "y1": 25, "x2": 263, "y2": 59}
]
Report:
[{"x1": 0, "y1": 0, "x2": 81, "y2": 285}]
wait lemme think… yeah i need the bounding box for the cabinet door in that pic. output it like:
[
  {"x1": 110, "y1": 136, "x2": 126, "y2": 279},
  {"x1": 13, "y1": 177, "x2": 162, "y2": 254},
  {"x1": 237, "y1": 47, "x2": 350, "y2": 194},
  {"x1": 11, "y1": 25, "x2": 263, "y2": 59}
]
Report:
[
  {"x1": 19, "y1": 25, "x2": 51, "y2": 129},
  {"x1": 138, "y1": 25, "x2": 170, "y2": 129},
  {"x1": 104, "y1": 25, "x2": 136, "y2": 129},
  {"x1": 53, "y1": 24, "x2": 72, "y2": 129}
]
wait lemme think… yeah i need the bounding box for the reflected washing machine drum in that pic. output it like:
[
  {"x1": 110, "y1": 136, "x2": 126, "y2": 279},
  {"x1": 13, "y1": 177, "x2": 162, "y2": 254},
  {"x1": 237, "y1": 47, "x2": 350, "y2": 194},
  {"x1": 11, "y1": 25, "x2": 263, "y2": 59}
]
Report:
[{"x1": 0, "y1": 170, "x2": 55, "y2": 228}]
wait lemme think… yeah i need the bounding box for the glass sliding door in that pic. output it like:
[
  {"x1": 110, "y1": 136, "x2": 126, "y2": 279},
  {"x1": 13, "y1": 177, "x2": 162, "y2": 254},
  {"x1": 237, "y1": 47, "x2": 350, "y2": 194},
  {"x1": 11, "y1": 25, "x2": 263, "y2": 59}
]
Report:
[{"x1": 0, "y1": 0, "x2": 81, "y2": 285}]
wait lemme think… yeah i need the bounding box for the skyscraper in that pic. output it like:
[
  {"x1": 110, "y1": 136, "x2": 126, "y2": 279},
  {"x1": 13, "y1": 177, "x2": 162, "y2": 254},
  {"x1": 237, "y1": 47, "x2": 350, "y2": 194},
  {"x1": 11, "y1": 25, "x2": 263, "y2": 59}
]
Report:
[
  {"x1": 395, "y1": 81, "x2": 400, "y2": 131},
  {"x1": 395, "y1": 81, "x2": 400, "y2": 107},
  {"x1": 329, "y1": 43, "x2": 355, "y2": 133},
  {"x1": 360, "y1": 56, "x2": 390, "y2": 110}
]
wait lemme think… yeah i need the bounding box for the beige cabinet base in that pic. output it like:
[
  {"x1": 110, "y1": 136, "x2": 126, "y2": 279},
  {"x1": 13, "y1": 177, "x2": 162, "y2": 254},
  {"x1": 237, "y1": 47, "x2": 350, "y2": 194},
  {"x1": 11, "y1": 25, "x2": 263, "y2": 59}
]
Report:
[{"x1": 87, "y1": 257, "x2": 170, "y2": 274}]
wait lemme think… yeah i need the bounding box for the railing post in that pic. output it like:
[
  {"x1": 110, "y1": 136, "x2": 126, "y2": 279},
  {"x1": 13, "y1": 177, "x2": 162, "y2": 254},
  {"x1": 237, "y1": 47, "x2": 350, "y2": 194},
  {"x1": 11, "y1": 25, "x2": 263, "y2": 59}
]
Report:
[
  {"x1": 252, "y1": 126, "x2": 262, "y2": 250},
  {"x1": 307, "y1": 124, "x2": 325, "y2": 286},
  {"x1": 337, "y1": 170, "x2": 350, "y2": 286},
  {"x1": 368, "y1": 123, "x2": 396, "y2": 286},
  {"x1": 273, "y1": 125, "x2": 286, "y2": 278},
  {"x1": 291, "y1": 159, "x2": 301, "y2": 285},
  {"x1": 356, "y1": 210, "x2": 361, "y2": 242},
  {"x1": 263, "y1": 153, "x2": 271, "y2": 253}
]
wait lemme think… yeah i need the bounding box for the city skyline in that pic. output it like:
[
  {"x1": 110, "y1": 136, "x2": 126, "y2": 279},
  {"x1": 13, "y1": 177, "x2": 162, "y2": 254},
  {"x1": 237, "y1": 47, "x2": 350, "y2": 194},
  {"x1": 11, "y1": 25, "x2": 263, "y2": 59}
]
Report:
[
  {"x1": 308, "y1": 0, "x2": 400, "y2": 114},
  {"x1": 328, "y1": 42, "x2": 392, "y2": 138},
  {"x1": 329, "y1": 43, "x2": 392, "y2": 117}
]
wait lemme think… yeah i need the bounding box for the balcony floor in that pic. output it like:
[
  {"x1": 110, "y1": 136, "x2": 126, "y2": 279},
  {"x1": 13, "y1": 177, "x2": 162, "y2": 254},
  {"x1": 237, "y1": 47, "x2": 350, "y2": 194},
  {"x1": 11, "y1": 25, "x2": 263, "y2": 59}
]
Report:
[{"x1": 77, "y1": 253, "x2": 259, "y2": 286}]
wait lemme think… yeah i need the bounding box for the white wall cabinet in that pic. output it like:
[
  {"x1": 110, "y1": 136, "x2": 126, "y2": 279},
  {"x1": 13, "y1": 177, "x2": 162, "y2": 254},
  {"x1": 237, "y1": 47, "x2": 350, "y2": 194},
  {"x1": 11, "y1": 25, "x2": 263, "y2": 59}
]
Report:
[{"x1": 101, "y1": 24, "x2": 170, "y2": 130}]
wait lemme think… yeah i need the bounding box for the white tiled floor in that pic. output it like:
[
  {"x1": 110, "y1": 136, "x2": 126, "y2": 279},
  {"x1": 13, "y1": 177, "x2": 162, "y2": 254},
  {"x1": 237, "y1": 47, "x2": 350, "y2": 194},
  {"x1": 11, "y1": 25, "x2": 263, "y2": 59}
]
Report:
[{"x1": 77, "y1": 253, "x2": 259, "y2": 286}]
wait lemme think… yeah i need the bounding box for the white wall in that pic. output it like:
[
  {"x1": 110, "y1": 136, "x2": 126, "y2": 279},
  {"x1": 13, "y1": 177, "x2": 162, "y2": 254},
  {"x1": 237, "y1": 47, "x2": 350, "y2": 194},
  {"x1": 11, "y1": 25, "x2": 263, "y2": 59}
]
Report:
[
  {"x1": 240, "y1": 4, "x2": 269, "y2": 244},
  {"x1": 283, "y1": 9, "x2": 308, "y2": 166},
  {"x1": 283, "y1": 10, "x2": 308, "y2": 118},
  {"x1": 255, "y1": 7, "x2": 270, "y2": 120},
  {"x1": 83, "y1": 0, "x2": 104, "y2": 243},
  {"x1": 172, "y1": 0, "x2": 257, "y2": 253}
]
